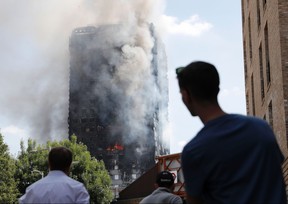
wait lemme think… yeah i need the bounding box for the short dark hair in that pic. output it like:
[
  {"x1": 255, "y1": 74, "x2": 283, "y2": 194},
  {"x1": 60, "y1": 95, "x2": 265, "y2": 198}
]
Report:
[
  {"x1": 156, "y1": 171, "x2": 175, "y2": 188},
  {"x1": 48, "y1": 147, "x2": 72, "y2": 171},
  {"x1": 176, "y1": 61, "x2": 220, "y2": 101}
]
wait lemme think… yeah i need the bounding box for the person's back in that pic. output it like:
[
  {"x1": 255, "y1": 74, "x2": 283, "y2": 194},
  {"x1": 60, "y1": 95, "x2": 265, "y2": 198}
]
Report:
[
  {"x1": 19, "y1": 170, "x2": 89, "y2": 203},
  {"x1": 140, "y1": 171, "x2": 183, "y2": 204},
  {"x1": 19, "y1": 147, "x2": 89, "y2": 204},
  {"x1": 176, "y1": 61, "x2": 286, "y2": 204},
  {"x1": 140, "y1": 187, "x2": 182, "y2": 204},
  {"x1": 182, "y1": 114, "x2": 286, "y2": 203}
]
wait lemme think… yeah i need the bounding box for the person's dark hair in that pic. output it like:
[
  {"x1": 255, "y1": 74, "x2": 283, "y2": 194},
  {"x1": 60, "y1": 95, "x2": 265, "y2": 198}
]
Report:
[
  {"x1": 48, "y1": 147, "x2": 73, "y2": 171},
  {"x1": 176, "y1": 61, "x2": 220, "y2": 102},
  {"x1": 156, "y1": 171, "x2": 175, "y2": 188}
]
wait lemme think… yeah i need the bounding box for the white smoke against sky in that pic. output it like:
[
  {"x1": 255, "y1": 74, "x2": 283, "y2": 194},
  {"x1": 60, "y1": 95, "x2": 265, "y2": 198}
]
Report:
[{"x1": 0, "y1": 0, "x2": 167, "y2": 145}]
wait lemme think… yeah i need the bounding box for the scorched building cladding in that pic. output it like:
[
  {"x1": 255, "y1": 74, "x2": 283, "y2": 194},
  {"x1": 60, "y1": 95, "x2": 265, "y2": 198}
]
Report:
[{"x1": 68, "y1": 25, "x2": 169, "y2": 184}]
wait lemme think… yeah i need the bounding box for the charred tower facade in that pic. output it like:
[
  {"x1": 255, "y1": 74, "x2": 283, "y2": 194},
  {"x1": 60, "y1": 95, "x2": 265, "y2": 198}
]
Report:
[{"x1": 68, "y1": 24, "x2": 169, "y2": 191}]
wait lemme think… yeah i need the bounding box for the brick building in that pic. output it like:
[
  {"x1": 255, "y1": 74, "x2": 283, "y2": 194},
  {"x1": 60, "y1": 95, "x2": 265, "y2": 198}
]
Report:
[
  {"x1": 68, "y1": 24, "x2": 169, "y2": 197},
  {"x1": 241, "y1": 0, "x2": 288, "y2": 189}
]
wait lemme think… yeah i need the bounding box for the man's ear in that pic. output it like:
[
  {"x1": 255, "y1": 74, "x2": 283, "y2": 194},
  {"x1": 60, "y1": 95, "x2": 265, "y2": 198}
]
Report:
[{"x1": 181, "y1": 89, "x2": 191, "y2": 105}]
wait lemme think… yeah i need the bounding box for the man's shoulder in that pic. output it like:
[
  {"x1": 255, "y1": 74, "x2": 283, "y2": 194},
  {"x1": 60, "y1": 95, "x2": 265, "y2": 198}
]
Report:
[
  {"x1": 168, "y1": 193, "x2": 183, "y2": 203},
  {"x1": 229, "y1": 114, "x2": 267, "y2": 124},
  {"x1": 61, "y1": 175, "x2": 85, "y2": 187},
  {"x1": 140, "y1": 189, "x2": 182, "y2": 204},
  {"x1": 25, "y1": 177, "x2": 46, "y2": 190},
  {"x1": 181, "y1": 114, "x2": 268, "y2": 155},
  {"x1": 234, "y1": 114, "x2": 272, "y2": 132},
  {"x1": 30, "y1": 172, "x2": 85, "y2": 189},
  {"x1": 204, "y1": 114, "x2": 269, "y2": 134}
]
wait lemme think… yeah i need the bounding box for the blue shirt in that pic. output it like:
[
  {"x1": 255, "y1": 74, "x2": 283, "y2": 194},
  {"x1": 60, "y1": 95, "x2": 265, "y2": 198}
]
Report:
[{"x1": 181, "y1": 114, "x2": 286, "y2": 204}]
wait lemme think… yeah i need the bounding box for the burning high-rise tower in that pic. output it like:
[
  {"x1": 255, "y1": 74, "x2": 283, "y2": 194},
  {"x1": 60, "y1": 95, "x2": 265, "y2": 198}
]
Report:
[{"x1": 68, "y1": 24, "x2": 169, "y2": 192}]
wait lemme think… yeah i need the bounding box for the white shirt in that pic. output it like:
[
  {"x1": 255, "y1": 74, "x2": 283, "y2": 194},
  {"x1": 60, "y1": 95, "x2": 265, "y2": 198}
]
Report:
[{"x1": 19, "y1": 170, "x2": 90, "y2": 204}]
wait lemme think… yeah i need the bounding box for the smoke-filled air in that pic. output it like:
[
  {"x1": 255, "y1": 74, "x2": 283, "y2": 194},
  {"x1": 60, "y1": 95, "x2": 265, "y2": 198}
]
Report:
[{"x1": 0, "y1": 0, "x2": 168, "y2": 148}]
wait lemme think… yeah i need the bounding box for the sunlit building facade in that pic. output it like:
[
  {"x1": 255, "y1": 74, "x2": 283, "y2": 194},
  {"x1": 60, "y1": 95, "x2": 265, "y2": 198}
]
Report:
[{"x1": 241, "y1": 0, "x2": 288, "y2": 195}]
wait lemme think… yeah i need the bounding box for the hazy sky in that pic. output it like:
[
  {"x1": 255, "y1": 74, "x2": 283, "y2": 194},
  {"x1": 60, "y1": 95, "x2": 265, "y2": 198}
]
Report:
[{"x1": 0, "y1": 0, "x2": 246, "y2": 156}]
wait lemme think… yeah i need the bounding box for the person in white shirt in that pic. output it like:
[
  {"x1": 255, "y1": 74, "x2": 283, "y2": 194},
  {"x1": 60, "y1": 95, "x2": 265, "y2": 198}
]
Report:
[
  {"x1": 19, "y1": 146, "x2": 90, "y2": 204},
  {"x1": 140, "y1": 171, "x2": 183, "y2": 204}
]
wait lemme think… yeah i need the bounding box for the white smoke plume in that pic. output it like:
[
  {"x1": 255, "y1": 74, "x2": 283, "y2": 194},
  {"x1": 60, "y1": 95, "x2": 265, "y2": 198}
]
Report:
[{"x1": 0, "y1": 0, "x2": 167, "y2": 147}]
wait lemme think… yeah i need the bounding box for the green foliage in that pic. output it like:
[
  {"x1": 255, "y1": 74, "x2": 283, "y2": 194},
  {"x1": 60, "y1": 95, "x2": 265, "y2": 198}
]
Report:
[
  {"x1": 0, "y1": 133, "x2": 19, "y2": 203},
  {"x1": 15, "y1": 139, "x2": 49, "y2": 194},
  {"x1": 81, "y1": 159, "x2": 113, "y2": 203},
  {"x1": 16, "y1": 135, "x2": 113, "y2": 204}
]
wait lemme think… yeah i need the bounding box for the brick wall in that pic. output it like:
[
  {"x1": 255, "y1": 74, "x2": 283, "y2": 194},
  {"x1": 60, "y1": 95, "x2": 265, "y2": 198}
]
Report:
[
  {"x1": 242, "y1": 0, "x2": 288, "y2": 155},
  {"x1": 279, "y1": 1, "x2": 288, "y2": 200},
  {"x1": 278, "y1": 0, "x2": 288, "y2": 157},
  {"x1": 282, "y1": 157, "x2": 288, "y2": 202},
  {"x1": 242, "y1": 0, "x2": 288, "y2": 200}
]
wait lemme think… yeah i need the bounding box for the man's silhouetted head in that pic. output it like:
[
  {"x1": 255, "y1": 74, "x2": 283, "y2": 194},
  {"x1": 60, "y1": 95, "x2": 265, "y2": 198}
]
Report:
[
  {"x1": 48, "y1": 147, "x2": 72, "y2": 173},
  {"x1": 176, "y1": 61, "x2": 220, "y2": 103},
  {"x1": 156, "y1": 171, "x2": 175, "y2": 189}
]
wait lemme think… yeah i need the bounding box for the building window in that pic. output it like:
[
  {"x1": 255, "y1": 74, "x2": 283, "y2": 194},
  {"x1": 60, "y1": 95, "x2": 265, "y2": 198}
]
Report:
[
  {"x1": 268, "y1": 101, "x2": 273, "y2": 129},
  {"x1": 246, "y1": 91, "x2": 250, "y2": 114},
  {"x1": 114, "y1": 175, "x2": 119, "y2": 180},
  {"x1": 243, "y1": 40, "x2": 248, "y2": 79},
  {"x1": 90, "y1": 109, "x2": 96, "y2": 116},
  {"x1": 257, "y1": 0, "x2": 261, "y2": 29},
  {"x1": 251, "y1": 75, "x2": 256, "y2": 115},
  {"x1": 259, "y1": 43, "x2": 264, "y2": 99},
  {"x1": 81, "y1": 108, "x2": 88, "y2": 117},
  {"x1": 89, "y1": 117, "x2": 96, "y2": 123},
  {"x1": 241, "y1": 1, "x2": 245, "y2": 25},
  {"x1": 248, "y1": 16, "x2": 253, "y2": 62},
  {"x1": 263, "y1": 0, "x2": 267, "y2": 9},
  {"x1": 90, "y1": 126, "x2": 95, "y2": 132},
  {"x1": 264, "y1": 24, "x2": 271, "y2": 85}
]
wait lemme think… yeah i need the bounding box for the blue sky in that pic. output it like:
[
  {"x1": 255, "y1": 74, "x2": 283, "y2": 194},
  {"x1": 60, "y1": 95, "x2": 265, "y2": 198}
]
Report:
[
  {"x1": 0, "y1": 0, "x2": 246, "y2": 156},
  {"x1": 162, "y1": 0, "x2": 246, "y2": 153}
]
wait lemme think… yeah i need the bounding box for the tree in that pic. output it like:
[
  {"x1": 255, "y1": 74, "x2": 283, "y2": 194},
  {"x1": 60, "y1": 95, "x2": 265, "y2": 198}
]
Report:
[
  {"x1": 16, "y1": 135, "x2": 113, "y2": 204},
  {"x1": 15, "y1": 139, "x2": 49, "y2": 194},
  {"x1": 0, "y1": 133, "x2": 19, "y2": 203}
]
